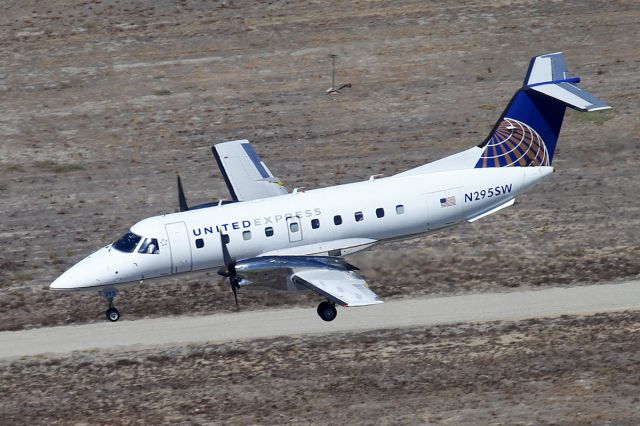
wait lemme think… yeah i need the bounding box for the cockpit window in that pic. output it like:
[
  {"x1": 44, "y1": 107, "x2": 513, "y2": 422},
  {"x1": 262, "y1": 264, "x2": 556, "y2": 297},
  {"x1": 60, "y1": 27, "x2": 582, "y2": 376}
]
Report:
[
  {"x1": 138, "y1": 238, "x2": 160, "y2": 254},
  {"x1": 112, "y1": 232, "x2": 142, "y2": 253}
]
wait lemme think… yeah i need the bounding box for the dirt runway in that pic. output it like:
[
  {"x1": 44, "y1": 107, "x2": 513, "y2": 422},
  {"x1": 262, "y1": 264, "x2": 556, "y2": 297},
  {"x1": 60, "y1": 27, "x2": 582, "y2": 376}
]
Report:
[{"x1": 1, "y1": 279, "x2": 639, "y2": 359}]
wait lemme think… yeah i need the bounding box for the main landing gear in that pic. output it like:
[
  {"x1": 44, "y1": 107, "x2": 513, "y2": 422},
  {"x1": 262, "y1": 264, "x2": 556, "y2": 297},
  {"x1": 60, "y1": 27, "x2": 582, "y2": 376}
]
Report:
[
  {"x1": 102, "y1": 288, "x2": 120, "y2": 322},
  {"x1": 317, "y1": 300, "x2": 337, "y2": 322}
]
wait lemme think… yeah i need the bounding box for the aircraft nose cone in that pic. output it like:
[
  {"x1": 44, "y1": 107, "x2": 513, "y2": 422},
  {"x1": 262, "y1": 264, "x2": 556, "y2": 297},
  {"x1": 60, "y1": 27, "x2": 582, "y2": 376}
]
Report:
[
  {"x1": 50, "y1": 262, "x2": 90, "y2": 290},
  {"x1": 49, "y1": 246, "x2": 117, "y2": 290},
  {"x1": 49, "y1": 274, "x2": 68, "y2": 289}
]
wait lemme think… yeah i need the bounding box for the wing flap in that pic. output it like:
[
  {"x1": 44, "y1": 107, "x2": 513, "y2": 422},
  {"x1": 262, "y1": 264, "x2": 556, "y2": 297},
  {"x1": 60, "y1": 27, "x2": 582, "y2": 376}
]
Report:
[
  {"x1": 234, "y1": 255, "x2": 383, "y2": 307},
  {"x1": 212, "y1": 140, "x2": 288, "y2": 201},
  {"x1": 293, "y1": 268, "x2": 383, "y2": 307}
]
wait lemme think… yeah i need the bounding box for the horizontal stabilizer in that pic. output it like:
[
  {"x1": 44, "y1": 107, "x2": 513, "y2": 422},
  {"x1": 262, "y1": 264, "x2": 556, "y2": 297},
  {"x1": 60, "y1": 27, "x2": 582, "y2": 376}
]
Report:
[
  {"x1": 524, "y1": 52, "x2": 610, "y2": 112},
  {"x1": 529, "y1": 82, "x2": 610, "y2": 112}
]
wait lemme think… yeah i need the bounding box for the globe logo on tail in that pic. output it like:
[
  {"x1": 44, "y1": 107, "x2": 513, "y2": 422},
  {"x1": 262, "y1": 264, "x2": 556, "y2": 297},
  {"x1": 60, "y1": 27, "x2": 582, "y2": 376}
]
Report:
[{"x1": 475, "y1": 118, "x2": 549, "y2": 168}]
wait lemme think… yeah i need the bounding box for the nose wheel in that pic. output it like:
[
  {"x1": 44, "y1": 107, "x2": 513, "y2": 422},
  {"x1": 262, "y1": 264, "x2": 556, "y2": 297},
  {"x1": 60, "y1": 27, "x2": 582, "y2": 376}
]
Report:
[
  {"x1": 102, "y1": 288, "x2": 121, "y2": 322},
  {"x1": 317, "y1": 301, "x2": 337, "y2": 322},
  {"x1": 106, "y1": 307, "x2": 120, "y2": 322}
]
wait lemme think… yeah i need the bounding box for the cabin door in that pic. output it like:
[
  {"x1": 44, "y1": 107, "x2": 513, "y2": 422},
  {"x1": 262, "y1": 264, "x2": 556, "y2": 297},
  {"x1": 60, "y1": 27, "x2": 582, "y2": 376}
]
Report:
[
  {"x1": 286, "y1": 216, "x2": 303, "y2": 243},
  {"x1": 165, "y1": 222, "x2": 193, "y2": 273}
]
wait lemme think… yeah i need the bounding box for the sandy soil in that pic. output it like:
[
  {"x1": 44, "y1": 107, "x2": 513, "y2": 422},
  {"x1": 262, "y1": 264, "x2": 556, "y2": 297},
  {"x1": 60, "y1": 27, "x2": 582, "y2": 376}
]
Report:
[
  {"x1": 2, "y1": 311, "x2": 639, "y2": 425},
  {"x1": 1, "y1": 2, "x2": 640, "y2": 421},
  {"x1": 0, "y1": 0, "x2": 639, "y2": 332}
]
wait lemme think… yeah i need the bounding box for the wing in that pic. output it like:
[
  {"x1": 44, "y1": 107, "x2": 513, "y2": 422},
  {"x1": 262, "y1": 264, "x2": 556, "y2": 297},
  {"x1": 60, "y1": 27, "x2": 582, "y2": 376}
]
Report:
[
  {"x1": 212, "y1": 140, "x2": 288, "y2": 201},
  {"x1": 292, "y1": 268, "x2": 383, "y2": 307},
  {"x1": 234, "y1": 256, "x2": 384, "y2": 307}
]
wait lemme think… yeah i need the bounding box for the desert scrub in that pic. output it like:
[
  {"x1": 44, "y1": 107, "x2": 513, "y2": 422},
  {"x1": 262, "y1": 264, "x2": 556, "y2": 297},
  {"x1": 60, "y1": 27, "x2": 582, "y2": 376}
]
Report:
[
  {"x1": 34, "y1": 160, "x2": 85, "y2": 173},
  {"x1": 4, "y1": 163, "x2": 25, "y2": 172},
  {"x1": 10, "y1": 271, "x2": 33, "y2": 283}
]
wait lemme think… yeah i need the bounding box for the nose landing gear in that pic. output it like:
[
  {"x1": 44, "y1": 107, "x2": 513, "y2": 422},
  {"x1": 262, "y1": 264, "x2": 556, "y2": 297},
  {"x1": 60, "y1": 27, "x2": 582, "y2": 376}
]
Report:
[
  {"x1": 317, "y1": 300, "x2": 337, "y2": 322},
  {"x1": 102, "y1": 288, "x2": 120, "y2": 322},
  {"x1": 106, "y1": 307, "x2": 120, "y2": 322}
]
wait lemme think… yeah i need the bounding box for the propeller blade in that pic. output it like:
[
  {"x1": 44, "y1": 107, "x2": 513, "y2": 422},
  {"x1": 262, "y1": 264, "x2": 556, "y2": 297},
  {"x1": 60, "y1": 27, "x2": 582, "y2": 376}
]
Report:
[
  {"x1": 177, "y1": 174, "x2": 189, "y2": 212},
  {"x1": 220, "y1": 232, "x2": 233, "y2": 268},
  {"x1": 219, "y1": 231, "x2": 239, "y2": 311},
  {"x1": 231, "y1": 280, "x2": 239, "y2": 311}
]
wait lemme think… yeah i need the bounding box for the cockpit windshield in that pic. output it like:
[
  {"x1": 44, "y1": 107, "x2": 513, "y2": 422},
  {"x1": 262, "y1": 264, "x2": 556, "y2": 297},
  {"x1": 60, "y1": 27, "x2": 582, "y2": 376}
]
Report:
[{"x1": 112, "y1": 231, "x2": 142, "y2": 253}]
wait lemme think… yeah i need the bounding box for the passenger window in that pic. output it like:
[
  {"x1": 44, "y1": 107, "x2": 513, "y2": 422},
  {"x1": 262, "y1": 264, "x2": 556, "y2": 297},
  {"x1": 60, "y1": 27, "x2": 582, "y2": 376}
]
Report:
[
  {"x1": 334, "y1": 215, "x2": 342, "y2": 225},
  {"x1": 195, "y1": 238, "x2": 204, "y2": 249},
  {"x1": 243, "y1": 230, "x2": 251, "y2": 240},
  {"x1": 289, "y1": 222, "x2": 300, "y2": 233},
  {"x1": 222, "y1": 234, "x2": 230, "y2": 244},
  {"x1": 311, "y1": 218, "x2": 320, "y2": 229},
  {"x1": 376, "y1": 208, "x2": 385, "y2": 218},
  {"x1": 396, "y1": 204, "x2": 405, "y2": 215},
  {"x1": 354, "y1": 211, "x2": 364, "y2": 222},
  {"x1": 265, "y1": 227, "x2": 274, "y2": 237},
  {"x1": 138, "y1": 238, "x2": 160, "y2": 254}
]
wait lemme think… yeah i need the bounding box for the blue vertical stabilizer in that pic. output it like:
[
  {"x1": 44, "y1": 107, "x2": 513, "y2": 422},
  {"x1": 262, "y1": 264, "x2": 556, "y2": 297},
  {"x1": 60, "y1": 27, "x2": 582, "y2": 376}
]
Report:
[{"x1": 475, "y1": 52, "x2": 610, "y2": 168}]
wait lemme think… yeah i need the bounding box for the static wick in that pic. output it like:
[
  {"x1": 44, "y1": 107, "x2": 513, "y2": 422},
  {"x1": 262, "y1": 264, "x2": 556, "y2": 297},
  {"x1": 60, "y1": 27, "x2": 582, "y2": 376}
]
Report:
[{"x1": 326, "y1": 54, "x2": 352, "y2": 95}]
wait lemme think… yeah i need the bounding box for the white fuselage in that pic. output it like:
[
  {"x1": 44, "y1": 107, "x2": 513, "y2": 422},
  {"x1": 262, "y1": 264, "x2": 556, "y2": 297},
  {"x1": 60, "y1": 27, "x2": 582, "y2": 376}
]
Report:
[{"x1": 50, "y1": 166, "x2": 553, "y2": 291}]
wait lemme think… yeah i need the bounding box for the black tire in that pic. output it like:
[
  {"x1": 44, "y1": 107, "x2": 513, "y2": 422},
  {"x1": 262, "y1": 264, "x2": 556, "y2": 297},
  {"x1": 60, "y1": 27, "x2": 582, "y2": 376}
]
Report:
[
  {"x1": 106, "y1": 307, "x2": 120, "y2": 322},
  {"x1": 317, "y1": 301, "x2": 337, "y2": 322},
  {"x1": 317, "y1": 301, "x2": 327, "y2": 317}
]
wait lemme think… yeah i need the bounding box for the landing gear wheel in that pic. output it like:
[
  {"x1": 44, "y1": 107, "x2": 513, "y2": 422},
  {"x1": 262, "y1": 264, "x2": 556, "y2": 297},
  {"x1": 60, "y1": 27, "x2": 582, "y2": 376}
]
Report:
[
  {"x1": 106, "y1": 307, "x2": 120, "y2": 322},
  {"x1": 101, "y1": 288, "x2": 120, "y2": 323},
  {"x1": 317, "y1": 301, "x2": 337, "y2": 322}
]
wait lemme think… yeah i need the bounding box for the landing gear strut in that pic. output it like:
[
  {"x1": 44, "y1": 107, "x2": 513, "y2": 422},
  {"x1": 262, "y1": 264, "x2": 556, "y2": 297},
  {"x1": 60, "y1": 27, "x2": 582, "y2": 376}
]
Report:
[
  {"x1": 102, "y1": 288, "x2": 120, "y2": 322},
  {"x1": 317, "y1": 301, "x2": 337, "y2": 322}
]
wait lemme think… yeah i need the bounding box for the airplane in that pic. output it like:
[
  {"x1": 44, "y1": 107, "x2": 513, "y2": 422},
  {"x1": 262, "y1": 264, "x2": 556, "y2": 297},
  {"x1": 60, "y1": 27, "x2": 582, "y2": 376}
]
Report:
[{"x1": 50, "y1": 52, "x2": 610, "y2": 322}]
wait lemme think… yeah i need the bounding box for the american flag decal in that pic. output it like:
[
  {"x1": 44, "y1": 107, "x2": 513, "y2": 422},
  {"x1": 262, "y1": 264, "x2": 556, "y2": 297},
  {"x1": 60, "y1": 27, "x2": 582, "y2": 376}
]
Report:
[{"x1": 440, "y1": 196, "x2": 456, "y2": 207}]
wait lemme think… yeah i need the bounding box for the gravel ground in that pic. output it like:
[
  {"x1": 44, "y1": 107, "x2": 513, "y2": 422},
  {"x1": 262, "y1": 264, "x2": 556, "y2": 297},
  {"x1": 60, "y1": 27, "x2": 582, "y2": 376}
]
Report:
[
  {"x1": 2, "y1": 311, "x2": 640, "y2": 425},
  {"x1": 2, "y1": 2, "x2": 639, "y2": 423}
]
